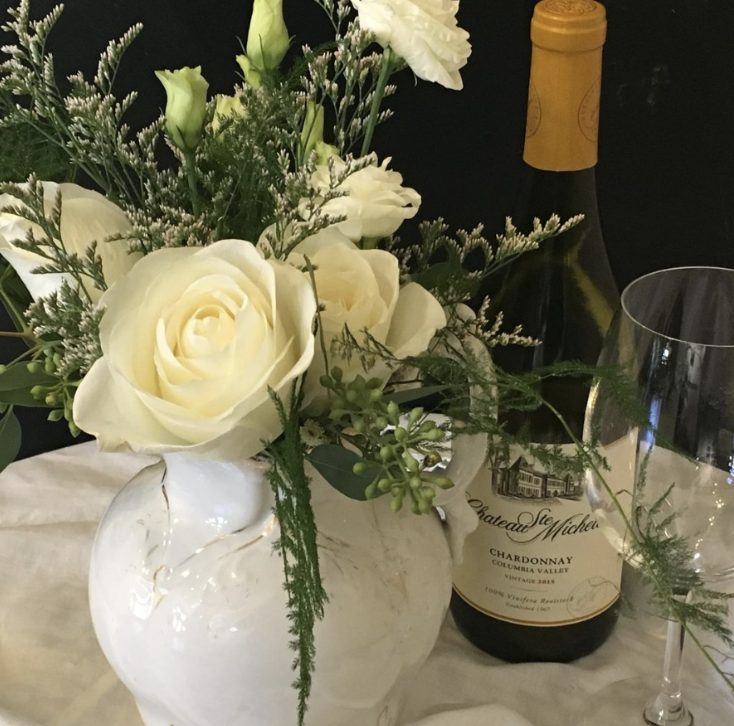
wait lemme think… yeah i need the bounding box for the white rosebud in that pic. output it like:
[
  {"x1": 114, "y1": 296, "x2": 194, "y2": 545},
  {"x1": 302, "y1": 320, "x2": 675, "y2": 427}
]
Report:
[
  {"x1": 0, "y1": 182, "x2": 137, "y2": 302},
  {"x1": 302, "y1": 156, "x2": 421, "y2": 243},
  {"x1": 351, "y1": 0, "x2": 471, "y2": 90},
  {"x1": 155, "y1": 66, "x2": 210, "y2": 151}
]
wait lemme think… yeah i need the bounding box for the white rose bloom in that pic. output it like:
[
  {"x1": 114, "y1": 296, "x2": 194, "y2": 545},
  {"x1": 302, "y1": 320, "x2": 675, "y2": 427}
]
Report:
[
  {"x1": 290, "y1": 233, "x2": 446, "y2": 406},
  {"x1": 0, "y1": 182, "x2": 136, "y2": 302},
  {"x1": 304, "y1": 156, "x2": 420, "y2": 243},
  {"x1": 352, "y1": 0, "x2": 471, "y2": 91},
  {"x1": 73, "y1": 240, "x2": 316, "y2": 460}
]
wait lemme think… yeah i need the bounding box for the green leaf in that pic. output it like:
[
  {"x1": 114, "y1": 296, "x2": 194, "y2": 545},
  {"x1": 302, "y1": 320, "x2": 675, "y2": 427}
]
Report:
[
  {"x1": 0, "y1": 261, "x2": 34, "y2": 335},
  {"x1": 414, "y1": 260, "x2": 479, "y2": 299},
  {"x1": 0, "y1": 409, "x2": 21, "y2": 473},
  {"x1": 0, "y1": 364, "x2": 55, "y2": 391},
  {"x1": 0, "y1": 387, "x2": 49, "y2": 407},
  {"x1": 384, "y1": 384, "x2": 448, "y2": 406},
  {"x1": 307, "y1": 444, "x2": 381, "y2": 501}
]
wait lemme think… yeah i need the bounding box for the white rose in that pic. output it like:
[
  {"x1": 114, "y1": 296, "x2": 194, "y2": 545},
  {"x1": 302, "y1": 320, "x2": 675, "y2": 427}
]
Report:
[
  {"x1": 351, "y1": 0, "x2": 471, "y2": 91},
  {"x1": 73, "y1": 240, "x2": 316, "y2": 459},
  {"x1": 0, "y1": 182, "x2": 136, "y2": 302},
  {"x1": 304, "y1": 156, "x2": 420, "y2": 243},
  {"x1": 290, "y1": 233, "x2": 446, "y2": 406}
]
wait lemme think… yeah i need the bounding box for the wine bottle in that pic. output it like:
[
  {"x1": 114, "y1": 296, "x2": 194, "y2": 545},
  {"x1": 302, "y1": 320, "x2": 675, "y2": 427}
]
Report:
[{"x1": 451, "y1": 0, "x2": 622, "y2": 663}]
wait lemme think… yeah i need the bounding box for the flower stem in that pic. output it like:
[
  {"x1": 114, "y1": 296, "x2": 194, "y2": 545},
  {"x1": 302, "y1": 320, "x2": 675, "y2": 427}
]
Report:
[
  {"x1": 361, "y1": 48, "x2": 393, "y2": 156},
  {"x1": 183, "y1": 150, "x2": 201, "y2": 217}
]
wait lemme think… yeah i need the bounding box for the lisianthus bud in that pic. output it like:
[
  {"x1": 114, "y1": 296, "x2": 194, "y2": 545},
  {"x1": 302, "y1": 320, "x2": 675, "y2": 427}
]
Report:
[
  {"x1": 155, "y1": 66, "x2": 209, "y2": 152},
  {"x1": 301, "y1": 101, "x2": 325, "y2": 160},
  {"x1": 236, "y1": 54, "x2": 262, "y2": 88},
  {"x1": 211, "y1": 94, "x2": 247, "y2": 135},
  {"x1": 246, "y1": 0, "x2": 289, "y2": 74}
]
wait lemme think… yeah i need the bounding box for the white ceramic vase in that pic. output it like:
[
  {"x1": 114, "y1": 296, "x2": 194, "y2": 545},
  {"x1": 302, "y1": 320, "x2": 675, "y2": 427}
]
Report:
[{"x1": 88, "y1": 437, "x2": 483, "y2": 726}]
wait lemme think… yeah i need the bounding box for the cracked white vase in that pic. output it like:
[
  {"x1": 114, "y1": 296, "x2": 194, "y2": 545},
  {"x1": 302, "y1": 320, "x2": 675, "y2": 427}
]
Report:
[{"x1": 88, "y1": 435, "x2": 483, "y2": 726}]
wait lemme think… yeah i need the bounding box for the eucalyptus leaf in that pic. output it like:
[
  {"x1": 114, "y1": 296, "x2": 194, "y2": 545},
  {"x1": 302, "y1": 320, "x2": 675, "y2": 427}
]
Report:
[
  {"x1": 0, "y1": 364, "x2": 55, "y2": 391},
  {"x1": 0, "y1": 387, "x2": 50, "y2": 407},
  {"x1": 307, "y1": 444, "x2": 381, "y2": 501},
  {"x1": 0, "y1": 409, "x2": 21, "y2": 473}
]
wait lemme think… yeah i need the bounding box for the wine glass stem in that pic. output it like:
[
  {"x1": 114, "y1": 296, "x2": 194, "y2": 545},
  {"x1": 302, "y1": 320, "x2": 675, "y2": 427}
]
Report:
[{"x1": 643, "y1": 604, "x2": 692, "y2": 726}]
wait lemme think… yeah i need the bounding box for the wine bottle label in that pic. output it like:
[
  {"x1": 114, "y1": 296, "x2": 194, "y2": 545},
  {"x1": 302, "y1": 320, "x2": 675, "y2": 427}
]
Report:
[{"x1": 453, "y1": 443, "x2": 627, "y2": 626}]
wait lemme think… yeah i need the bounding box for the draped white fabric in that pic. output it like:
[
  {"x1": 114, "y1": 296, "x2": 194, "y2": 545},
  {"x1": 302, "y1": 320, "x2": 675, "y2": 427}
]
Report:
[{"x1": 0, "y1": 442, "x2": 730, "y2": 726}]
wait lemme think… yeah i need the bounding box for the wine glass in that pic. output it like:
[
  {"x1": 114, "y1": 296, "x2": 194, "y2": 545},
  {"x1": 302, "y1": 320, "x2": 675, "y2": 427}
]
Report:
[{"x1": 582, "y1": 266, "x2": 734, "y2": 725}]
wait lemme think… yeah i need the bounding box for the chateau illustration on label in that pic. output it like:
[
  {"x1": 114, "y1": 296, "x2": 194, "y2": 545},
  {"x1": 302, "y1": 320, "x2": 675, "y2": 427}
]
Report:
[{"x1": 492, "y1": 455, "x2": 584, "y2": 501}]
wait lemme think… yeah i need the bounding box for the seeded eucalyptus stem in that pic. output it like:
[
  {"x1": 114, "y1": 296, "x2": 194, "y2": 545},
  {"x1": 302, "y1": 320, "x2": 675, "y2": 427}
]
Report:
[{"x1": 361, "y1": 47, "x2": 393, "y2": 156}]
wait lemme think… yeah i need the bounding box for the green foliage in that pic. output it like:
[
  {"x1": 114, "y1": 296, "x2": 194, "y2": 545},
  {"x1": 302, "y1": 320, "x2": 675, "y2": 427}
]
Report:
[
  {"x1": 0, "y1": 122, "x2": 72, "y2": 183},
  {"x1": 316, "y1": 369, "x2": 454, "y2": 514},
  {"x1": 266, "y1": 382, "x2": 328, "y2": 726},
  {"x1": 0, "y1": 407, "x2": 21, "y2": 471},
  {"x1": 307, "y1": 444, "x2": 380, "y2": 501}
]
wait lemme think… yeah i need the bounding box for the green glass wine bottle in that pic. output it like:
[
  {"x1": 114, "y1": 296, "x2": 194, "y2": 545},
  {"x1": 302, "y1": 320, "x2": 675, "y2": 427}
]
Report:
[{"x1": 451, "y1": 0, "x2": 622, "y2": 663}]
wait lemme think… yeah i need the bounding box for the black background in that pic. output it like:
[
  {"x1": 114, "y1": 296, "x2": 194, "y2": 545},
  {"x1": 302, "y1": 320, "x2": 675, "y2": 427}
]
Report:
[{"x1": 1, "y1": 0, "x2": 733, "y2": 456}]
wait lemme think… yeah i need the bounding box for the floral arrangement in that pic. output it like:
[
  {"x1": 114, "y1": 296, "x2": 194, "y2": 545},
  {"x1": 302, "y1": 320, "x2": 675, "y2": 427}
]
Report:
[{"x1": 1, "y1": 0, "x2": 732, "y2": 720}]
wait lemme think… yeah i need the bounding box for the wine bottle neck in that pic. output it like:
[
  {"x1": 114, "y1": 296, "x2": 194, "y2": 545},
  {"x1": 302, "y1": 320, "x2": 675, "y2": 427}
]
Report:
[{"x1": 523, "y1": 1, "x2": 606, "y2": 172}]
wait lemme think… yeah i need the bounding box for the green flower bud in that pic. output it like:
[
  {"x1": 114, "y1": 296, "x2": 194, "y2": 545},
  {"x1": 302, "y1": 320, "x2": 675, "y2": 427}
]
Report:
[
  {"x1": 377, "y1": 478, "x2": 392, "y2": 492},
  {"x1": 375, "y1": 416, "x2": 389, "y2": 431},
  {"x1": 0, "y1": 364, "x2": 6, "y2": 374},
  {"x1": 352, "y1": 375, "x2": 366, "y2": 392},
  {"x1": 26, "y1": 361, "x2": 43, "y2": 374},
  {"x1": 30, "y1": 385, "x2": 45, "y2": 399},
  {"x1": 391, "y1": 485, "x2": 403, "y2": 497},
  {"x1": 404, "y1": 454, "x2": 419, "y2": 473},
  {"x1": 69, "y1": 422, "x2": 81, "y2": 437},
  {"x1": 352, "y1": 461, "x2": 368, "y2": 476},
  {"x1": 410, "y1": 476, "x2": 422, "y2": 491},
  {"x1": 52, "y1": 353, "x2": 62, "y2": 367},
  {"x1": 429, "y1": 476, "x2": 454, "y2": 489},
  {"x1": 246, "y1": 0, "x2": 289, "y2": 73},
  {"x1": 420, "y1": 486, "x2": 436, "y2": 502},
  {"x1": 408, "y1": 407, "x2": 424, "y2": 426},
  {"x1": 410, "y1": 499, "x2": 421, "y2": 515},
  {"x1": 394, "y1": 426, "x2": 408, "y2": 442},
  {"x1": 330, "y1": 367, "x2": 344, "y2": 382},
  {"x1": 379, "y1": 445, "x2": 393, "y2": 461},
  {"x1": 417, "y1": 498, "x2": 432, "y2": 515},
  {"x1": 314, "y1": 141, "x2": 340, "y2": 166},
  {"x1": 390, "y1": 496, "x2": 404, "y2": 513},
  {"x1": 346, "y1": 389, "x2": 359, "y2": 404},
  {"x1": 369, "y1": 388, "x2": 383, "y2": 402},
  {"x1": 420, "y1": 419, "x2": 437, "y2": 433},
  {"x1": 44, "y1": 357, "x2": 55, "y2": 373},
  {"x1": 353, "y1": 419, "x2": 366, "y2": 434},
  {"x1": 45, "y1": 392, "x2": 57, "y2": 406},
  {"x1": 319, "y1": 374, "x2": 333, "y2": 389},
  {"x1": 365, "y1": 481, "x2": 379, "y2": 500},
  {"x1": 211, "y1": 94, "x2": 247, "y2": 136},
  {"x1": 301, "y1": 101, "x2": 325, "y2": 160},
  {"x1": 236, "y1": 54, "x2": 262, "y2": 88},
  {"x1": 387, "y1": 400, "x2": 399, "y2": 425},
  {"x1": 155, "y1": 66, "x2": 209, "y2": 152},
  {"x1": 47, "y1": 409, "x2": 64, "y2": 423},
  {"x1": 427, "y1": 428, "x2": 445, "y2": 441}
]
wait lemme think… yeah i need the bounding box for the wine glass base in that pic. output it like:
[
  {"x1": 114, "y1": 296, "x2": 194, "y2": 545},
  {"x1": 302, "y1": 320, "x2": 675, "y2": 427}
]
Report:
[{"x1": 577, "y1": 678, "x2": 734, "y2": 726}]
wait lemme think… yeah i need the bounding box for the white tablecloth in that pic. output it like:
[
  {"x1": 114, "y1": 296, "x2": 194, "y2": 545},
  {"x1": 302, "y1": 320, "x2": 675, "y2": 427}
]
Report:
[{"x1": 0, "y1": 442, "x2": 731, "y2": 726}]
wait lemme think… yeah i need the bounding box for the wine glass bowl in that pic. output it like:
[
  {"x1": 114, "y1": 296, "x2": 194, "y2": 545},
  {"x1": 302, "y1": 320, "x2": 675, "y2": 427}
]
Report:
[{"x1": 582, "y1": 266, "x2": 734, "y2": 725}]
